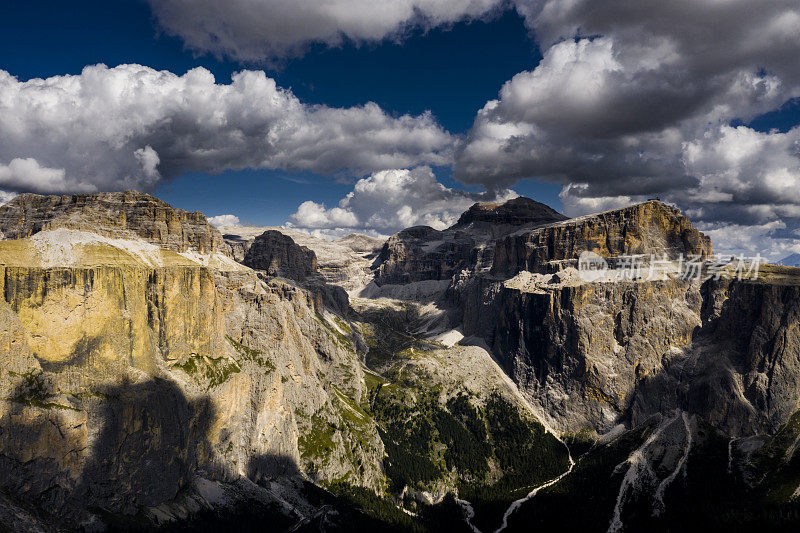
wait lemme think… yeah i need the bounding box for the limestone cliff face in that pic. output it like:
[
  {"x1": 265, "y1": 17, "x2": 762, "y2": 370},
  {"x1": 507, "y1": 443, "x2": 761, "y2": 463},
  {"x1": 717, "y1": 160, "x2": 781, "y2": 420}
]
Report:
[
  {"x1": 3, "y1": 192, "x2": 800, "y2": 531},
  {"x1": 369, "y1": 199, "x2": 793, "y2": 440},
  {"x1": 0, "y1": 214, "x2": 384, "y2": 527},
  {"x1": 0, "y1": 264, "x2": 225, "y2": 375},
  {"x1": 632, "y1": 271, "x2": 800, "y2": 436},
  {"x1": 234, "y1": 229, "x2": 350, "y2": 315},
  {"x1": 370, "y1": 199, "x2": 715, "y2": 433},
  {"x1": 0, "y1": 191, "x2": 225, "y2": 254},
  {"x1": 460, "y1": 271, "x2": 800, "y2": 436},
  {"x1": 459, "y1": 273, "x2": 702, "y2": 432},
  {"x1": 375, "y1": 226, "x2": 455, "y2": 284},
  {"x1": 491, "y1": 200, "x2": 712, "y2": 276},
  {"x1": 0, "y1": 254, "x2": 232, "y2": 520},
  {"x1": 459, "y1": 244, "x2": 799, "y2": 441}
]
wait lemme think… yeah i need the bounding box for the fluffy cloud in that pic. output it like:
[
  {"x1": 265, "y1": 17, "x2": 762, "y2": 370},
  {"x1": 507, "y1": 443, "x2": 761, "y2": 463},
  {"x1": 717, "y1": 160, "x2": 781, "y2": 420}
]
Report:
[
  {"x1": 145, "y1": 0, "x2": 502, "y2": 62},
  {"x1": 5, "y1": 2, "x2": 799, "y2": 256},
  {"x1": 0, "y1": 64, "x2": 453, "y2": 195},
  {"x1": 207, "y1": 214, "x2": 241, "y2": 227},
  {"x1": 288, "y1": 166, "x2": 517, "y2": 237},
  {"x1": 292, "y1": 201, "x2": 360, "y2": 229},
  {"x1": 452, "y1": 0, "x2": 800, "y2": 254},
  {"x1": 681, "y1": 125, "x2": 800, "y2": 219},
  {"x1": 558, "y1": 184, "x2": 646, "y2": 218},
  {"x1": 700, "y1": 221, "x2": 796, "y2": 262},
  {"x1": 456, "y1": 26, "x2": 798, "y2": 188},
  {"x1": 0, "y1": 158, "x2": 96, "y2": 194}
]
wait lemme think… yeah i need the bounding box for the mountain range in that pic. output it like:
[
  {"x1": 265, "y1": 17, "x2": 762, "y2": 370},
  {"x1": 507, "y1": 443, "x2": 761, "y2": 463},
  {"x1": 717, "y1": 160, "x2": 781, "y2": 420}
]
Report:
[
  {"x1": 1, "y1": 192, "x2": 800, "y2": 532},
  {"x1": 778, "y1": 253, "x2": 800, "y2": 268}
]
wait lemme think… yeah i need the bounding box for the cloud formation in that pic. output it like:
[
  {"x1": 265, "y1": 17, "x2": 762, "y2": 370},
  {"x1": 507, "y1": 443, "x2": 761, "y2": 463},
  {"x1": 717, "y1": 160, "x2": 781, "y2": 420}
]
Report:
[
  {"x1": 456, "y1": 4, "x2": 800, "y2": 188},
  {"x1": 0, "y1": 158, "x2": 96, "y2": 194},
  {"x1": 0, "y1": 64, "x2": 453, "y2": 195},
  {"x1": 451, "y1": 0, "x2": 800, "y2": 257},
  {"x1": 3, "y1": 2, "x2": 799, "y2": 256},
  {"x1": 207, "y1": 214, "x2": 241, "y2": 227},
  {"x1": 288, "y1": 166, "x2": 517, "y2": 238},
  {"x1": 701, "y1": 221, "x2": 798, "y2": 261},
  {"x1": 146, "y1": 0, "x2": 502, "y2": 62}
]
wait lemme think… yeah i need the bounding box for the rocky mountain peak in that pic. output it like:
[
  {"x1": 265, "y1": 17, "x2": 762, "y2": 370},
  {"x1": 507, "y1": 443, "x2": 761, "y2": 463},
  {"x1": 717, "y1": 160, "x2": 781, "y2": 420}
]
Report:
[
  {"x1": 373, "y1": 198, "x2": 571, "y2": 285},
  {"x1": 0, "y1": 190, "x2": 225, "y2": 254},
  {"x1": 242, "y1": 230, "x2": 318, "y2": 281},
  {"x1": 374, "y1": 197, "x2": 712, "y2": 285},
  {"x1": 491, "y1": 199, "x2": 713, "y2": 276},
  {"x1": 454, "y1": 196, "x2": 567, "y2": 228}
]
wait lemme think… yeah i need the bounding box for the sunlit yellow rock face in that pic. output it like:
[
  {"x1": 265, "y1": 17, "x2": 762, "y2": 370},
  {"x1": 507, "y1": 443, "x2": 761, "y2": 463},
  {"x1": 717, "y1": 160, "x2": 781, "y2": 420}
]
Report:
[
  {"x1": 0, "y1": 263, "x2": 228, "y2": 375},
  {"x1": 0, "y1": 227, "x2": 251, "y2": 371},
  {"x1": 4, "y1": 266, "x2": 136, "y2": 369},
  {"x1": 0, "y1": 224, "x2": 386, "y2": 523}
]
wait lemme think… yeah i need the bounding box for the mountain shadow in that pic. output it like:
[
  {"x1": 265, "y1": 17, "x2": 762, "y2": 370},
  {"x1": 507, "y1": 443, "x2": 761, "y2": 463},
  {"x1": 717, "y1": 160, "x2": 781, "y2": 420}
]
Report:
[{"x1": 0, "y1": 374, "x2": 219, "y2": 529}]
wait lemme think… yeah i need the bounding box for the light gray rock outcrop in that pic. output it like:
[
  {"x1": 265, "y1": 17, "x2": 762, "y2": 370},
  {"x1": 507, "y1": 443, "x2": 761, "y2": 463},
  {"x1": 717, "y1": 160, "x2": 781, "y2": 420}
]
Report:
[{"x1": 0, "y1": 191, "x2": 225, "y2": 254}]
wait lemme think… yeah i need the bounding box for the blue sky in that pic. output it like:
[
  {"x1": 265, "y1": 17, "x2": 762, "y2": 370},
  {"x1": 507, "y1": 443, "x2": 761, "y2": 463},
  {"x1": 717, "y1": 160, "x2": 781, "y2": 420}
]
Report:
[
  {"x1": 1, "y1": 0, "x2": 800, "y2": 257},
  {"x1": 0, "y1": 1, "x2": 562, "y2": 225}
]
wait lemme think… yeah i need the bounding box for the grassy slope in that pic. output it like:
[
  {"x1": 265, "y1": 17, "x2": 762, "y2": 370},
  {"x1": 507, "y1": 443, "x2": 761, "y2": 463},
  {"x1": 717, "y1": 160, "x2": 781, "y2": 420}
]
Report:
[{"x1": 346, "y1": 299, "x2": 571, "y2": 531}]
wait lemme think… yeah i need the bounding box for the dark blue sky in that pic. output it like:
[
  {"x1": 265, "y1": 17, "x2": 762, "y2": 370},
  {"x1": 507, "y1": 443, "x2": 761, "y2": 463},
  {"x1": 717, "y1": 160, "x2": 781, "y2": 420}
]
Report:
[
  {"x1": 0, "y1": 0, "x2": 566, "y2": 224},
  {"x1": 2, "y1": 1, "x2": 798, "y2": 226}
]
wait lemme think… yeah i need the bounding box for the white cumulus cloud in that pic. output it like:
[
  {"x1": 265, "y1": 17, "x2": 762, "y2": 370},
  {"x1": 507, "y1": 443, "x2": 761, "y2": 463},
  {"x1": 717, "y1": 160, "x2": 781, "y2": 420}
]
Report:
[
  {"x1": 700, "y1": 220, "x2": 793, "y2": 262},
  {"x1": 4, "y1": 1, "x2": 800, "y2": 257},
  {"x1": 0, "y1": 64, "x2": 453, "y2": 195},
  {"x1": 207, "y1": 214, "x2": 241, "y2": 227},
  {"x1": 288, "y1": 166, "x2": 517, "y2": 237}
]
